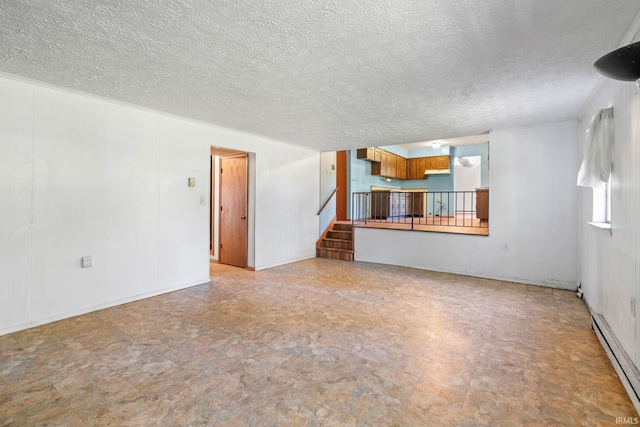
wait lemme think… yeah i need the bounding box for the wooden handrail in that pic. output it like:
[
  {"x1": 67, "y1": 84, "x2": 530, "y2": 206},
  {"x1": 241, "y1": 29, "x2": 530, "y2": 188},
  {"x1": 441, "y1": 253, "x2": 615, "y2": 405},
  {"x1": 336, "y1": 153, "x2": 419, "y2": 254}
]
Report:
[{"x1": 317, "y1": 187, "x2": 339, "y2": 215}]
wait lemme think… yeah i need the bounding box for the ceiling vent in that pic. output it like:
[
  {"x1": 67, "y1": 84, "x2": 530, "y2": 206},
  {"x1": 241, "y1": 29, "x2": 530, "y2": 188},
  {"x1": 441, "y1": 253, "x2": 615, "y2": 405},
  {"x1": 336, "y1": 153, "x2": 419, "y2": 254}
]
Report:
[{"x1": 593, "y1": 41, "x2": 640, "y2": 87}]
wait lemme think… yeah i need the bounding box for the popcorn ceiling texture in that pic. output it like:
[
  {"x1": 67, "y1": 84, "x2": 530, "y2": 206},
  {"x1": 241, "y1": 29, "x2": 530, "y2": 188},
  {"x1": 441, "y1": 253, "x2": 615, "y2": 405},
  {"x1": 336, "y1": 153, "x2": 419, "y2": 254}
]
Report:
[{"x1": 0, "y1": 0, "x2": 639, "y2": 151}]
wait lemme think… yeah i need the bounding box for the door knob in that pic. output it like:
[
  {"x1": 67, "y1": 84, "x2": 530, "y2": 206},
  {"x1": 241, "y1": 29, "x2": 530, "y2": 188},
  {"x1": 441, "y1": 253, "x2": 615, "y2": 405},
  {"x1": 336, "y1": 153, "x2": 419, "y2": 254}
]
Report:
[{"x1": 241, "y1": 216, "x2": 247, "y2": 220}]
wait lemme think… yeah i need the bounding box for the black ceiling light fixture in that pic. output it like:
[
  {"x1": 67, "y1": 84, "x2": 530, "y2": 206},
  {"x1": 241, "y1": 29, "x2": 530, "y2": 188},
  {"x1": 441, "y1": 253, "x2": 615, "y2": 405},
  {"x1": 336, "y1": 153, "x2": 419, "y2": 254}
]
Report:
[{"x1": 593, "y1": 41, "x2": 640, "y2": 87}]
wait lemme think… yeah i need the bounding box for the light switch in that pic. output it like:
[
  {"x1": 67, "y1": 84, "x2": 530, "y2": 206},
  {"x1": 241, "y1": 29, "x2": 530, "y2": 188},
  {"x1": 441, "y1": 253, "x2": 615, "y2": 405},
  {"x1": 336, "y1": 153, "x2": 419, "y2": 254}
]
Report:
[{"x1": 188, "y1": 178, "x2": 196, "y2": 187}]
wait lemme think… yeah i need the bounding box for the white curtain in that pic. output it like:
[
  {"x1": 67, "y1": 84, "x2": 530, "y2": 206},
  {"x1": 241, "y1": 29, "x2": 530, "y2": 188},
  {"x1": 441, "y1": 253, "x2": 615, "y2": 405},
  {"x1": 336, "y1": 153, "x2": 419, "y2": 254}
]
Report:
[{"x1": 577, "y1": 107, "x2": 614, "y2": 187}]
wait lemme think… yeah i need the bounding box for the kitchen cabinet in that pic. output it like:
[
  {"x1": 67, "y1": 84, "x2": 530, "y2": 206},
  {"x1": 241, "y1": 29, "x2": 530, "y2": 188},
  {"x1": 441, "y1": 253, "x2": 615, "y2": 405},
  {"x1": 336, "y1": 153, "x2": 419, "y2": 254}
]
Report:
[
  {"x1": 370, "y1": 192, "x2": 389, "y2": 218},
  {"x1": 370, "y1": 191, "x2": 424, "y2": 218},
  {"x1": 407, "y1": 156, "x2": 448, "y2": 179},
  {"x1": 416, "y1": 158, "x2": 426, "y2": 177},
  {"x1": 407, "y1": 158, "x2": 417, "y2": 179},
  {"x1": 356, "y1": 147, "x2": 383, "y2": 162},
  {"x1": 370, "y1": 191, "x2": 410, "y2": 218},
  {"x1": 425, "y1": 157, "x2": 437, "y2": 170},
  {"x1": 408, "y1": 192, "x2": 424, "y2": 216},
  {"x1": 396, "y1": 156, "x2": 407, "y2": 180},
  {"x1": 370, "y1": 192, "x2": 400, "y2": 218},
  {"x1": 436, "y1": 155, "x2": 450, "y2": 169},
  {"x1": 476, "y1": 188, "x2": 489, "y2": 221},
  {"x1": 381, "y1": 151, "x2": 391, "y2": 176},
  {"x1": 407, "y1": 158, "x2": 426, "y2": 179},
  {"x1": 424, "y1": 155, "x2": 450, "y2": 173},
  {"x1": 372, "y1": 151, "x2": 398, "y2": 178},
  {"x1": 388, "y1": 153, "x2": 397, "y2": 178},
  {"x1": 370, "y1": 150, "x2": 449, "y2": 180},
  {"x1": 371, "y1": 157, "x2": 380, "y2": 175}
]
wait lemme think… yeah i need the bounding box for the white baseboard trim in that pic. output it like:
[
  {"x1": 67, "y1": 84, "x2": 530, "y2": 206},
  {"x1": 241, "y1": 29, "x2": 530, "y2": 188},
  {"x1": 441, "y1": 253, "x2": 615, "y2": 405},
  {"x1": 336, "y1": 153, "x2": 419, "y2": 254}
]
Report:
[
  {"x1": 254, "y1": 254, "x2": 316, "y2": 271},
  {"x1": 351, "y1": 258, "x2": 577, "y2": 290},
  {"x1": 0, "y1": 278, "x2": 211, "y2": 337},
  {"x1": 592, "y1": 312, "x2": 640, "y2": 415}
]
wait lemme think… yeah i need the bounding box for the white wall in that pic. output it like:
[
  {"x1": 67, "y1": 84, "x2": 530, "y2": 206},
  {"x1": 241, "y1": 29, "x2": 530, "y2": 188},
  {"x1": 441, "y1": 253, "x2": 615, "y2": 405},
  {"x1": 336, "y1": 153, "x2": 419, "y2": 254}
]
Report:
[
  {"x1": 0, "y1": 74, "x2": 319, "y2": 335},
  {"x1": 454, "y1": 156, "x2": 481, "y2": 193},
  {"x1": 318, "y1": 151, "x2": 337, "y2": 235},
  {"x1": 579, "y1": 77, "x2": 640, "y2": 365},
  {"x1": 355, "y1": 121, "x2": 580, "y2": 289},
  {"x1": 320, "y1": 151, "x2": 337, "y2": 206}
]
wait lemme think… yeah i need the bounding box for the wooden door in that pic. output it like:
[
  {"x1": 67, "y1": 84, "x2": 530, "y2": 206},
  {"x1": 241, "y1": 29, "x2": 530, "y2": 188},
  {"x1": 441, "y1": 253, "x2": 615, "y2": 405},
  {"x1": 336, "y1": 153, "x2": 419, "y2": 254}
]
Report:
[
  {"x1": 336, "y1": 151, "x2": 348, "y2": 220},
  {"x1": 219, "y1": 154, "x2": 248, "y2": 268}
]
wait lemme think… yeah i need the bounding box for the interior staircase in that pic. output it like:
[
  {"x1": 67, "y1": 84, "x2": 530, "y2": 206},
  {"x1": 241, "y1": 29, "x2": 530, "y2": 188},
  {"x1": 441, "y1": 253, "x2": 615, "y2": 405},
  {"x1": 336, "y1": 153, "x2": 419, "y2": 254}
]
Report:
[{"x1": 316, "y1": 221, "x2": 354, "y2": 261}]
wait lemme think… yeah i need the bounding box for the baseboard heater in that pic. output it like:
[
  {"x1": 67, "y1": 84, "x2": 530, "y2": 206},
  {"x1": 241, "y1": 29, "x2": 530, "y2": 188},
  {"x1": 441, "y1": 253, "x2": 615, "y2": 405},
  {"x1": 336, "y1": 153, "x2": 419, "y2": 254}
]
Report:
[{"x1": 592, "y1": 312, "x2": 640, "y2": 414}]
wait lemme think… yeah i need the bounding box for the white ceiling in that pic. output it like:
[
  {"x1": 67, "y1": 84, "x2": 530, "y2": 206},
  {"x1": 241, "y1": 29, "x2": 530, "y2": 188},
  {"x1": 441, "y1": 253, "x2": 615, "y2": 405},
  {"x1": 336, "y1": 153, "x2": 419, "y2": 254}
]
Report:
[
  {"x1": 1, "y1": 1, "x2": 639, "y2": 152},
  {"x1": 398, "y1": 134, "x2": 490, "y2": 150}
]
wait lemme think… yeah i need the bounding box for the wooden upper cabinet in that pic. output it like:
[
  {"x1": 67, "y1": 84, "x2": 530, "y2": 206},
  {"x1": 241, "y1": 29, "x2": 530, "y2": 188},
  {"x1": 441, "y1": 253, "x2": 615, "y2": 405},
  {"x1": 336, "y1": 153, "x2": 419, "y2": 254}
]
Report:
[
  {"x1": 374, "y1": 151, "x2": 398, "y2": 179},
  {"x1": 366, "y1": 149, "x2": 449, "y2": 180},
  {"x1": 388, "y1": 153, "x2": 397, "y2": 178},
  {"x1": 436, "y1": 155, "x2": 450, "y2": 170},
  {"x1": 380, "y1": 151, "x2": 390, "y2": 176},
  {"x1": 407, "y1": 158, "x2": 417, "y2": 179},
  {"x1": 373, "y1": 148, "x2": 382, "y2": 162},
  {"x1": 371, "y1": 159, "x2": 381, "y2": 175},
  {"x1": 425, "y1": 157, "x2": 437, "y2": 170},
  {"x1": 397, "y1": 156, "x2": 407, "y2": 180},
  {"x1": 406, "y1": 157, "x2": 427, "y2": 180},
  {"x1": 416, "y1": 158, "x2": 426, "y2": 176},
  {"x1": 366, "y1": 147, "x2": 375, "y2": 161},
  {"x1": 356, "y1": 147, "x2": 378, "y2": 162}
]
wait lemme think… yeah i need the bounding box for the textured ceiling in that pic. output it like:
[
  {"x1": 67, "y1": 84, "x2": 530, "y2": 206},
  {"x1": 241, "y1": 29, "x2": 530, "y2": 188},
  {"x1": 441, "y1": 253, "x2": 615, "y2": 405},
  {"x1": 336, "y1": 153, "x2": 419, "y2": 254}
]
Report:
[
  {"x1": 1, "y1": 1, "x2": 639, "y2": 152},
  {"x1": 398, "y1": 134, "x2": 489, "y2": 150}
]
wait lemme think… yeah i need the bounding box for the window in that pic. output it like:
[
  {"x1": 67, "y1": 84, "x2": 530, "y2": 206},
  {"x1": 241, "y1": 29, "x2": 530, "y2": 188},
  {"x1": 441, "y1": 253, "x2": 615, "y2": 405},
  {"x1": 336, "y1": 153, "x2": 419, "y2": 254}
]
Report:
[
  {"x1": 592, "y1": 178, "x2": 611, "y2": 224},
  {"x1": 577, "y1": 107, "x2": 613, "y2": 229}
]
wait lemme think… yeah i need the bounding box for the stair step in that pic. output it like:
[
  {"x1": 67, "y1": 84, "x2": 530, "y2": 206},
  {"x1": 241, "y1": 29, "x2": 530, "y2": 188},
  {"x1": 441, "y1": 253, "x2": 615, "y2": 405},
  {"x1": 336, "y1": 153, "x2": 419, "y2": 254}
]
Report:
[
  {"x1": 316, "y1": 247, "x2": 354, "y2": 261},
  {"x1": 321, "y1": 238, "x2": 354, "y2": 250},
  {"x1": 333, "y1": 223, "x2": 353, "y2": 231},
  {"x1": 327, "y1": 230, "x2": 352, "y2": 240}
]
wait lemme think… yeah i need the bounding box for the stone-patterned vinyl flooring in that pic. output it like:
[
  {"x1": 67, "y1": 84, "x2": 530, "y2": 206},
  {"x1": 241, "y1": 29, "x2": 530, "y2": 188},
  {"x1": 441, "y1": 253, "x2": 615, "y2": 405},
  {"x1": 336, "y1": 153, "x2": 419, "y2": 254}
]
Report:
[{"x1": 1, "y1": 259, "x2": 637, "y2": 426}]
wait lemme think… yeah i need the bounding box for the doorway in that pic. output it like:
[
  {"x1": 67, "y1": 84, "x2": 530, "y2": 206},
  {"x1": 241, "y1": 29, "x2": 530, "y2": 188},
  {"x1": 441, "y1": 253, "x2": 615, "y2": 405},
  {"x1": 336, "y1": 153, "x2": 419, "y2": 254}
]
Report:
[
  {"x1": 219, "y1": 153, "x2": 248, "y2": 268},
  {"x1": 210, "y1": 147, "x2": 252, "y2": 269}
]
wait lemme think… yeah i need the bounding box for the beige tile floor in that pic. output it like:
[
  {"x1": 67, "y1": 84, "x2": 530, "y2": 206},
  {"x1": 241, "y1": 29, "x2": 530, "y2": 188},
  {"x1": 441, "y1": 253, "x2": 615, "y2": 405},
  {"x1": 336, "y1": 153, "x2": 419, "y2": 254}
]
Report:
[{"x1": 1, "y1": 258, "x2": 637, "y2": 426}]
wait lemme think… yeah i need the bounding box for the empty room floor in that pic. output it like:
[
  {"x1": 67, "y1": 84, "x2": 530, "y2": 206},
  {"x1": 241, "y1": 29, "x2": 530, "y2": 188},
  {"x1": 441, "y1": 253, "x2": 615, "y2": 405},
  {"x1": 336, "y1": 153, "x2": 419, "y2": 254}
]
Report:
[{"x1": 1, "y1": 259, "x2": 636, "y2": 426}]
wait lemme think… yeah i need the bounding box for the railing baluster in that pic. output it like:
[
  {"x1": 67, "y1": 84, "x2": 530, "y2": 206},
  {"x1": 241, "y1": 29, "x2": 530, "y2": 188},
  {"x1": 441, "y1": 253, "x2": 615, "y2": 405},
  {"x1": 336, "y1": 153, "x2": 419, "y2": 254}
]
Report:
[
  {"x1": 411, "y1": 193, "x2": 414, "y2": 230},
  {"x1": 351, "y1": 190, "x2": 488, "y2": 232}
]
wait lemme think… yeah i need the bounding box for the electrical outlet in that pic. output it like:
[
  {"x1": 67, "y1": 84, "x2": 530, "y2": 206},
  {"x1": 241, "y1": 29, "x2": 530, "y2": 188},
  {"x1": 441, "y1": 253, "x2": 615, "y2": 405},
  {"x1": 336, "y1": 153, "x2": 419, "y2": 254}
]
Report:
[
  {"x1": 503, "y1": 243, "x2": 509, "y2": 251},
  {"x1": 81, "y1": 256, "x2": 92, "y2": 268},
  {"x1": 200, "y1": 196, "x2": 205, "y2": 205}
]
